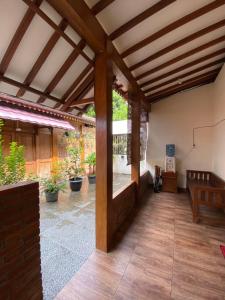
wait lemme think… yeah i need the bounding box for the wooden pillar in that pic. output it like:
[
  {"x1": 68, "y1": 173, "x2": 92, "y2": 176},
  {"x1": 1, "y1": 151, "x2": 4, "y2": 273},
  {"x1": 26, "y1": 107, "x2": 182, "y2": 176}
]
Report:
[
  {"x1": 95, "y1": 40, "x2": 113, "y2": 252},
  {"x1": 52, "y1": 128, "x2": 58, "y2": 166},
  {"x1": 131, "y1": 91, "x2": 141, "y2": 201}
]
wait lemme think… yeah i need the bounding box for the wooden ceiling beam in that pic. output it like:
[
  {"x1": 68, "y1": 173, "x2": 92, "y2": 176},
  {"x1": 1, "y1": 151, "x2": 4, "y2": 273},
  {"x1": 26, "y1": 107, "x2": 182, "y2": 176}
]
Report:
[
  {"x1": 17, "y1": 18, "x2": 68, "y2": 98},
  {"x1": 110, "y1": 0, "x2": 175, "y2": 40},
  {"x1": 91, "y1": 0, "x2": 115, "y2": 15},
  {"x1": 144, "y1": 58, "x2": 225, "y2": 93},
  {"x1": 70, "y1": 97, "x2": 94, "y2": 107},
  {"x1": 130, "y1": 19, "x2": 225, "y2": 71},
  {"x1": 22, "y1": 0, "x2": 93, "y2": 64},
  {"x1": 47, "y1": 0, "x2": 146, "y2": 100},
  {"x1": 53, "y1": 64, "x2": 93, "y2": 109},
  {"x1": 0, "y1": 74, "x2": 60, "y2": 102},
  {"x1": 148, "y1": 69, "x2": 220, "y2": 101},
  {"x1": 137, "y1": 35, "x2": 225, "y2": 81},
  {"x1": 0, "y1": 0, "x2": 42, "y2": 75},
  {"x1": 121, "y1": 0, "x2": 225, "y2": 58},
  {"x1": 61, "y1": 71, "x2": 94, "y2": 111},
  {"x1": 37, "y1": 39, "x2": 86, "y2": 104},
  {"x1": 140, "y1": 48, "x2": 225, "y2": 88}
]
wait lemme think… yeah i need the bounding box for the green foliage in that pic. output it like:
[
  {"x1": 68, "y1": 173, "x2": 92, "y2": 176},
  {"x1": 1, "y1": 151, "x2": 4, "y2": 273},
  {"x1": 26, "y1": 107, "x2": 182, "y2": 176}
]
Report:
[
  {"x1": 112, "y1": 90, "x2": 128, "y2": 121},
  {"x1": 85, "y1": 152, "x2": 96, "y2": 175},
  {"x1": 0, "y1": 120, "x2": 26, "y2": 185},
  {"x1": 85, "y1": 90, "x2": 128, "y2": 121},
  {"x1": 64, "y1": 146, "x2": 84, "y2": 179},
  {"x1": 40, "y1": 163, "x2": 66, "y2": 193}
]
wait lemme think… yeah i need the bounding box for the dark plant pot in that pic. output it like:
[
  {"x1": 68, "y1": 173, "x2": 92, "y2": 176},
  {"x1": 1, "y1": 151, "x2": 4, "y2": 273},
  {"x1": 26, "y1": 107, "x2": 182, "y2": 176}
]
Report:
[
  {"x1": 88, "y1": 175, "x2": 96, "y2": 184},
  {"x1": 45, "y1": 191, "x2": 58, "y2": 202},
  {"x1": 69, "y1": 177, "x2": 83, "y2": 191}
]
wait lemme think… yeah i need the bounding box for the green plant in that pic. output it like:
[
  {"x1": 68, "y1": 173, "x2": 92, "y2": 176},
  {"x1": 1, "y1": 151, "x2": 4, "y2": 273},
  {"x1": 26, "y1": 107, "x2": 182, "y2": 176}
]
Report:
[
  {"x1": 64, "y1": 146, "x2": 84, "y2": 179},
  {"x1": 85, "y1": 152, "x2": 96, "y2": 175},
  {"x1": 0, "y1": 120, "x2": 26, "y2": 185},
  {"x1": 40, "y1": 162, "x2": 66, "y2": 193}
]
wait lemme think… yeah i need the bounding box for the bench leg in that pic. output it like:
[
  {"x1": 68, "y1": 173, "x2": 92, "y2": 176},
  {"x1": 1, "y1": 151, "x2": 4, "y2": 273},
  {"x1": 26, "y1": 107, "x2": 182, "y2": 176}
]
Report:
[{"x1": 192, "y1": 199, "x2": 200, "y2": 223}]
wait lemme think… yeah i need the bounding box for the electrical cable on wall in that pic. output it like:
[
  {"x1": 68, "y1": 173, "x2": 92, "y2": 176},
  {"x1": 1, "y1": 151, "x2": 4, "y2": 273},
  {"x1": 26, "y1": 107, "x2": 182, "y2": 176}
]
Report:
[{"x1": 192, "y1": 118, "x2": 225, "y2": 148}]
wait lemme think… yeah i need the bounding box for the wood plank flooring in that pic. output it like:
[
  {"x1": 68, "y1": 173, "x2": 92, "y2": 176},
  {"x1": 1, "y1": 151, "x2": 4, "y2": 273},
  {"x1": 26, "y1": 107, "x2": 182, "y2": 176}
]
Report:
[{"x1": 55, "y1": 191, "x2": 225, "y2": 300}]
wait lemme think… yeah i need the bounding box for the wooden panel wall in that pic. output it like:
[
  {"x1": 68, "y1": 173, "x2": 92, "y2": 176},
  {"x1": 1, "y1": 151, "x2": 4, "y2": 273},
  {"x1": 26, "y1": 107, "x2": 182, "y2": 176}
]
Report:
[{"x1": 1, "y1": 119, "x2": 94, "y2": 178}]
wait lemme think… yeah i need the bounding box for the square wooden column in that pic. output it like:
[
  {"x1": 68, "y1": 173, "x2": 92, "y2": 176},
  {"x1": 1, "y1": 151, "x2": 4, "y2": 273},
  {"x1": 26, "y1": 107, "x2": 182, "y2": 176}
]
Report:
[
  {"x1": 95, "y1": 42, "x2": 113, "y2": 252},
  {"x1": 131, "y1": 92, "x2": 141, "y2": 200}
]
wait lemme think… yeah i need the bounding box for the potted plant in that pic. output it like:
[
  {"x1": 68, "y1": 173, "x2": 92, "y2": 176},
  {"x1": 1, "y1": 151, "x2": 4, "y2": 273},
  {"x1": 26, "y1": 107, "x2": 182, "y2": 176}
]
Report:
[
  {"x1": 65, "y1": 146, "x2": 84, "y2": 192},
  {"x1": 85, "y1": 152, "x2": 96, "y2": 184},
  {"x1": 41, "y1": 163, "x2": 66, "y2": 202}
]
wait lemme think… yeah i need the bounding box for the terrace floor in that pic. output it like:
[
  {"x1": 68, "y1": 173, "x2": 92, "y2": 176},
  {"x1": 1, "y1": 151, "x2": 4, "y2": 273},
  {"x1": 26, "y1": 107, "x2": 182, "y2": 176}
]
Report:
[
  {"x1": 40, "y1": 173, "x2": 131, "y2": 300},
  {"x1": 55, "y1": 190, "x2": 225, "y2": 300}
]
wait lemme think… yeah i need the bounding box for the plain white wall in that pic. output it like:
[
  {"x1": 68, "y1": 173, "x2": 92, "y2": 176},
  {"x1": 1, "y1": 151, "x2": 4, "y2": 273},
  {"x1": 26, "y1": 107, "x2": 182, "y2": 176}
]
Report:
[
  {"x1": 212, "y1": 64, "x2": 225, "y2": 180},
  {"x1": 147, "y1": 84, "x2": 214, "y2": 188}
]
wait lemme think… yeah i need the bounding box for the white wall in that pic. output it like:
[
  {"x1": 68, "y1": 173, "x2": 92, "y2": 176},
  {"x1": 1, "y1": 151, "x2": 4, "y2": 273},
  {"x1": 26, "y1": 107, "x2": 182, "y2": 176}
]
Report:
[
  {"x1": 147, "y1": 84, "x2": 214, "y2": 188},
  {"x1": 212, "y1": 65, "x2": 225, "y2": 180}
]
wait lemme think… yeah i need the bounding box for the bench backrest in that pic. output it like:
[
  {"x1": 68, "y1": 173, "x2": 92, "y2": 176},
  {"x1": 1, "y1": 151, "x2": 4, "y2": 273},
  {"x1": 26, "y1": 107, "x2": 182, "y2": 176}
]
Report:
[
  {"x1": 210, "y1": 173, "x2": 225, "y2": 188},
  {"x1": 186, "y1": 170, "x2": 211, "y2": 182}
]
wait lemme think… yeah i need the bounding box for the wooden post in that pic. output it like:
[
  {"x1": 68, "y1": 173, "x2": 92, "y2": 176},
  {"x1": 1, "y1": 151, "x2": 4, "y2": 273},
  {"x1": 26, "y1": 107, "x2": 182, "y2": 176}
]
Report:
[
  {"x1": 131, "y1": 91, "x2": 141, "y2": 201},
  {"x1": 95, "y1": 40, "x2": 113, "y2": 252}
]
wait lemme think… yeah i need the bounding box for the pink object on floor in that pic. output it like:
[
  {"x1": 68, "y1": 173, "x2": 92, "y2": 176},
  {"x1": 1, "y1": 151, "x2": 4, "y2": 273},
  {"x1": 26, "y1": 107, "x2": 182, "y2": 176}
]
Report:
[{"x1": 220, "y1": 245, "x2": 225, "y2": 258}]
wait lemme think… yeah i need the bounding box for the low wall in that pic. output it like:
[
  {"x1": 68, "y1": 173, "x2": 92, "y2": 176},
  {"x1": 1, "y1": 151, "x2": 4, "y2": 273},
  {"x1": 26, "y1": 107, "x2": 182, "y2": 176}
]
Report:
[
  {"x1": 111, "y1": 181, "x2": 136, "y2": 236},
  {"x1": 0, "y1": 181, "x2": 42, "y2": 299}
]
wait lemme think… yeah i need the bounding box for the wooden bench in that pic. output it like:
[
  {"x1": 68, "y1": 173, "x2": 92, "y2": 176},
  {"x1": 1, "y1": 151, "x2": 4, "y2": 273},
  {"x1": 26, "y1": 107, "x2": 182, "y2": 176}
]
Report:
[{"x1": 186, "y1": 170, "x2": 225, "y2": 223}]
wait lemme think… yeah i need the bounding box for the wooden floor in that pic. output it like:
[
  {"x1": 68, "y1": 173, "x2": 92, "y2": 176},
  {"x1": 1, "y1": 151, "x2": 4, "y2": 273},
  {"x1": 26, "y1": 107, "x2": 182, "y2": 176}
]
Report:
[{"x1": 55, "y1": 191, "x2": 225, "y2": 300}]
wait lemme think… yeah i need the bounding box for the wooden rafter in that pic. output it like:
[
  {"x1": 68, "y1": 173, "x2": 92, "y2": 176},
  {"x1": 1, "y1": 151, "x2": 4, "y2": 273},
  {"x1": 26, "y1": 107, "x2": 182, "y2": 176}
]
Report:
[
  {"x1": 22, "y1": 0, "x2": 93, "y2": 64},
  {"x1": 0, "y1": 0, "x2": 42, "y2": 75},
  {"x1": 0, "y1": 74, "x2": 60, "y2": 102},
  {"x1": 53, "y1": 64, "x2": 93, "y2": 109},
  {"x1": 144, "y1": 58, "x2": 225, "y2": 93},
  {"x1": 121, "y1": 0, "x2": 225, "y2": 58},
  {"x1": 70, "y1": 97, "x2": 94, "y2": 107},
  {"x1": 0, "y1": 75, "x2": 60, "y2": 102},
  {"x1": 137, "y1": 35, "x2": 225, "y2": 80},
  {"x1": 149, "y1": 77, "x2": 216, "y2": 103},
  {"x1": 140, "y1": 48, "x2": 225, "y2": 88},
  {"x1": 130, "y1": 19, "x2": 225, "y2": 71},
  {"x1": 91, "y1": 0, "x2": 115, "y2": 15},
  {"x1": 110, "y1": 0, "x2": 175, "y2": 40},
  {"x1": 148, "y1": 69, "x2": 220, "y2": 101},
  {"x1": 17, "y1": 18, "x2": 68, "y2": 97},
  {"x1": 47, "y1": 0, "x2": 146, "y2": 100},
  {"x1": 61, "y1": 71, "x2": 94, "y2": 111},
  {"x1": 37, "y1": 39, "x2": 86, "y2": 104}
]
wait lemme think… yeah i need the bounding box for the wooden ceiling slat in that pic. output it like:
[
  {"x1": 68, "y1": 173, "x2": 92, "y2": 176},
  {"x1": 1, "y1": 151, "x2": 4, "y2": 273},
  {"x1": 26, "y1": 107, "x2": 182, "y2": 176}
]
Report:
[
  {"x1": 70, "y1": 97, "x2": 94, "y2": 107},
  {"x1": 37, "y1": 39, "x2": 86, "y2": 104},
  {"x1": 130, "y1": 19, "x2": 225, "y2": 71},
  {"x1": 148, "y1": 69, "x2": 220, "y2": 100},
  {"x1": 61, "y1": 71, "x2": 94, "y2": 111},
  {"x1": 137, "y1": 35, "x2": 225, "y2": 81},
  {"x1": 53, "y1": 64, "x2": 93, "y2": 109},
  {"x1": 121, "y1": 0, "x2": 225, "y2": 58},
  {"x1": 17, "y1": 19, "x2": 68, "y2": 98},
  {"x1": 0, "y1": 74, "x2": 60, "y2": 102},
  {"x1": 144, "y1": 57, "x2": 225, "y2": 93},
  {"x1": 0, "y1": 0, "x2": 42, "y2": 75},
  {"x1": 22, "y1": 0, "x2": 93, "y2": 64},
  {"x1": 91, "y1": 0, "x2": 115, "y2": 15},
  {"x1": 110, "y1": 0, "x2": 175, "y2": 40},
  {"x1": 140, "y1": 48, "x2": 225, "y2": 88}
]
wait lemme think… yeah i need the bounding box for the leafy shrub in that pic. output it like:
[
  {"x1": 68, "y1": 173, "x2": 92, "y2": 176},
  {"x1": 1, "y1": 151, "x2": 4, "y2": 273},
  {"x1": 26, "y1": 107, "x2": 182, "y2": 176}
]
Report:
[
  {"x1": 0, "y1": 120, "x2": 26, "y2": 185},
  {"x1": 85, "y1": 152, "x2": 96, "y2": 175}
]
